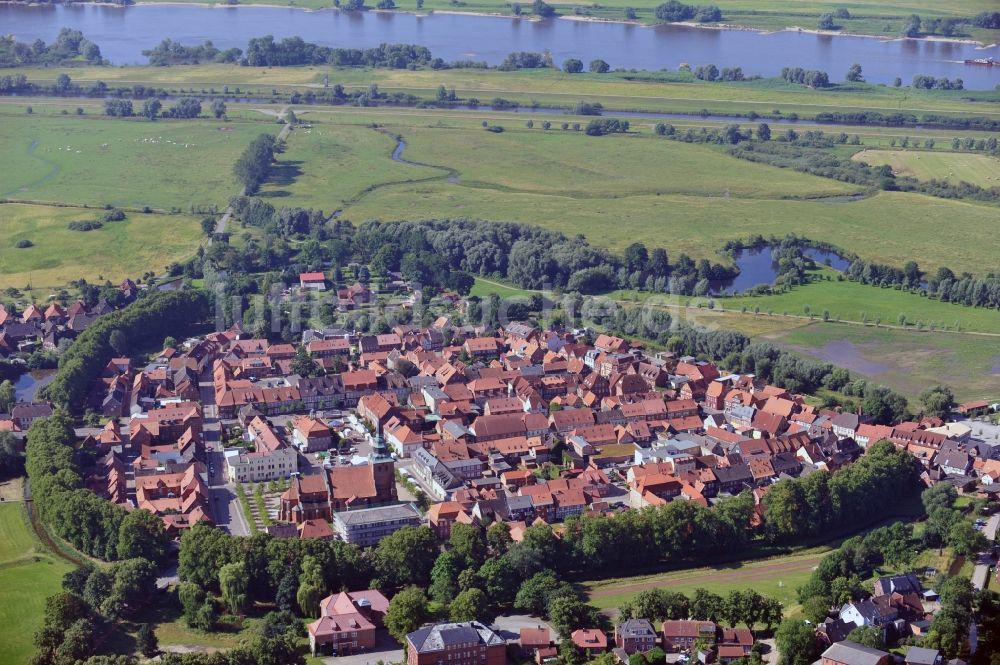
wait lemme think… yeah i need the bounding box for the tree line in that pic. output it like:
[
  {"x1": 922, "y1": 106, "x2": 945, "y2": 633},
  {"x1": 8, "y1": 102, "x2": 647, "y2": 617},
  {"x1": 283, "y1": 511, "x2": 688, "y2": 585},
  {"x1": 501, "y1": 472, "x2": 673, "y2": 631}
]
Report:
[
  {"x1": 232, "y1": 134, "x2": 278, "y2": 194},
  {"x1": 845, "y1": 259, "x2": 1000, "y2": 311},
  {"x1": 47, "y1": 290, "x2": 211, "y2": 412},
  {"x1": 729, "y1": 134, "x2": 1000, "y2": 204},
  {"x1": 813, "y1": 111, "x2": 1000, "y2": 132},
  {"x1": 26, "y1": 411, "x2": 172, "y2": 562},
  {"x1": 143, "y1": 39, "x2": 243, "y2": 66}
]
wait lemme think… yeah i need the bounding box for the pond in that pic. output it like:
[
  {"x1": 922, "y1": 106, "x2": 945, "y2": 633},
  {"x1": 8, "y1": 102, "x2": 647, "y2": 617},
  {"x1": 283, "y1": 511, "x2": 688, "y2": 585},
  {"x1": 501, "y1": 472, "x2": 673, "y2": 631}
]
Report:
[
  {"x1": 14, "y1": 369, "x2": 56, "y2": 403},
  {"x1": 2, "y1": 4, "x2": 999, "y2": 88},
  {"x1": 711, "y1": 245, "x2": 851, "y2": 295}
]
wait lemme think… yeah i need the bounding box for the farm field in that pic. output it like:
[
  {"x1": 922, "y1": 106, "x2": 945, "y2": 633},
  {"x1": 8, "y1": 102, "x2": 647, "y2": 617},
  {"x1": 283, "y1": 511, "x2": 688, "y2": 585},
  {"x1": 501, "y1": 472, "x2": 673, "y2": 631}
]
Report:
[
  {"x1": 0, "y1": 500, "x2": 74, "y2": 665},
  {"x1": 0, "y1": 113, "x2": 261, "y2": 210},
  {"x1": 763, "y1": 321, "x2": 1000, "y2": 402},
  {"x1": 257, "y1": 124, "x2": 437, "y2": 212},
  {"x1": 718, "y1": 269, "x2": 1000, "y2": 333},
  {"x1": 852, "y1": 148, "x2": 1000, "y2": 188},
  {"x1": 0, "y1": 203, "x2": 203, "y2": 290}
]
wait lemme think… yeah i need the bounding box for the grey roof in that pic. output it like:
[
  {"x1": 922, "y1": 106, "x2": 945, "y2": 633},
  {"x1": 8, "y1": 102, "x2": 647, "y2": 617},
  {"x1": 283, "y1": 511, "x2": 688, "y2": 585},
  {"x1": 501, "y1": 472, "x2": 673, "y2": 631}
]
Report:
[
  {"x1": 831, "y1": 412, "x2": 861, "y2": 430},
  {"x1": 905, "y1": 647, "x2": 940, "y2": 665},
  {"x1": 874, "y1": 573, "x2": 922, "y2": 597},
  {"x1": 333, "y1": 503, "x2": 420, "y2": 526},
  {"x1": 729, "y1": 405, "x2": 755, "y2": 421},
  {"x1": 821, "y1": 640, "x2": 889, "y2": 665},
  {"x1": 714, "y1": 462, "x2": 753, "y2": 484},
  {"x1": 407, "y1": 621, "x2": 505, "y2": 653},
  {"x1": 616, "y1": 619, "x2": 656, "y2": 638}
]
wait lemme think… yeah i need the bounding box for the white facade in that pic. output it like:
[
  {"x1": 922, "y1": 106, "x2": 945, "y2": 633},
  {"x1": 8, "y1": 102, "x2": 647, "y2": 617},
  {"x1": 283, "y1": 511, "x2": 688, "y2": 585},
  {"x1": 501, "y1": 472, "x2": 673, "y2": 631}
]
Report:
[{"x1": 225, "y1": 446, "x2": 298, "y2": 483}]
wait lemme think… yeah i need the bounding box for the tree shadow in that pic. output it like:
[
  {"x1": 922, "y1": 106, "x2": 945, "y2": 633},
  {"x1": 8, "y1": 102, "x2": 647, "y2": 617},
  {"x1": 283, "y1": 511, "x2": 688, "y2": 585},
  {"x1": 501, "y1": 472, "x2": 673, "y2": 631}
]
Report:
[{"x1": 265, "y1": 160, "x2": 303, "y2": 187}]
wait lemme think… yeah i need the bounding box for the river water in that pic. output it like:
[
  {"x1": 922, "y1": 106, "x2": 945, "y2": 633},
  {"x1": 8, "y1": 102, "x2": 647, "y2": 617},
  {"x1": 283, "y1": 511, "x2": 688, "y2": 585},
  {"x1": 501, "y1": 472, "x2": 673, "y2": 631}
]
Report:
[{"x1": 3, "y1": 4, "x2": 999, "y2": 89}]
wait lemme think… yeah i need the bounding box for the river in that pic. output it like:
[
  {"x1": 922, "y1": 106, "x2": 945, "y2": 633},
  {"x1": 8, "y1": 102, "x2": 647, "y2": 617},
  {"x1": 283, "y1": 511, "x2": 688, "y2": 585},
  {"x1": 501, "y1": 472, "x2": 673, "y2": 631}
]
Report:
[{"x1": 3, "y1": 4, "x2": 999, "y2": 89}]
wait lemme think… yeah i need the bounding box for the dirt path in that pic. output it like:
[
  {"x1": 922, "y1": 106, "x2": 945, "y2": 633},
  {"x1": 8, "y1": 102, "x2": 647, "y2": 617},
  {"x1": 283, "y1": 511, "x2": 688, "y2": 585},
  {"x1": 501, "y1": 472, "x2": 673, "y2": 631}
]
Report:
[
  {"x1": 587, "y1": 551, "x2": 825, "y2": 599},
  {"x1": 214, "y1": 107, "x2": 292, "y2": 237}
]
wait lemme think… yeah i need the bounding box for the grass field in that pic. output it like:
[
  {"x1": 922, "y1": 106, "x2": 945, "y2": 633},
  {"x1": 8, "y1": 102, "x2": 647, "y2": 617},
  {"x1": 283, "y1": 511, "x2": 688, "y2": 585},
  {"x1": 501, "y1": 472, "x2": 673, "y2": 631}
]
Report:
[
  {"x1": 393, "y1": 125, "x2": 856, "y2": 198},
  {"x1": 763, "y1": 321, "x2": 1000, "y2": 402},
  {"x1": 583, "y1": 548, "x2": 825, "y2": 614},
  {"x1": 852, "y1": 149, "x2": 1000, "y2": 188},
  {"x1": 0, "y1": 113, "x2": 260, "y2": 210},
  {"x1": 0, "y1": 499, "x2": 74, "y2": 665},
  {"x1": 0, "y1": 203, "x2": 203, "y2": 290},
  {"x1": 258, "y1": 124, "x2": 437, "y2": 211},
  {"x1": 336, "y1": 130, "x2": 1000, "y2": 275},
  {"x1": 719, "y1": 269, "x2": 1000, "y2": 333}
]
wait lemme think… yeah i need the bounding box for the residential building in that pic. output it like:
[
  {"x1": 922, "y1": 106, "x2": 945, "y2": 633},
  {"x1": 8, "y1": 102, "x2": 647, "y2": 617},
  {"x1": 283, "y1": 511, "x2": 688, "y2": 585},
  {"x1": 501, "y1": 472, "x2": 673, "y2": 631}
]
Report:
[
  {"x1": 406, "y1": 621, "x2": 506, "y2": 665},
  {"x1": 225, "y1": 416, "x2": 297, "y2": 482},
  {"x1": 662, "y1": 620, "x2": 716, "y2": 652},
  {"x1": 300, "y1": 272, "x2": 327, "y2": 290},
  {"x1": 308, "y1": 589, "x2": 390, "y2": 656},
  {"x1": 615, "y1": 619, "x2": 657, "y2": 654},
  {"x1": 571, "y1": 629, "x2": 608, "y2": 656}
]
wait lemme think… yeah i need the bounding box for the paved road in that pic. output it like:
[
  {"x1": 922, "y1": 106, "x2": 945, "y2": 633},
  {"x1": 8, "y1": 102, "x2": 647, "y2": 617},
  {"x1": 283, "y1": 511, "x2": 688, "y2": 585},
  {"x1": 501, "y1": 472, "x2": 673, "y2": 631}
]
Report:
[{"x1": 984, "y1": 514, "x2": 1000, "y2": 543}]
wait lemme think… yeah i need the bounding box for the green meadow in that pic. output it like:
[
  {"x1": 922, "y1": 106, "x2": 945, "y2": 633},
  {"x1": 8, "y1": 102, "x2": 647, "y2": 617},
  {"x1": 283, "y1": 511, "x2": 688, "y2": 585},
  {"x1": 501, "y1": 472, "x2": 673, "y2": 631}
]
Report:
[
  {"x1": 0, "y1": 113, "x2": 260, "y2": 210},
  {"x1": 583, "y1": 548, "x2": 824, "y2": 615},
  {"x1": 852, "y1": 148, "x2": 1000, "y2": 188},
  {"x1": 0, "y1": 501, "x2": 74, "y2": 665},
  {"x1": 257, "y1": 124, "x2": 437, "y2": 212},
  {"x1": 325, "y1": 120, "x2": 999, "y2": 275},
  {"x1": 0, "y1": 203, "x2": 203, "y2": 290},
  {"x1": 719, "y1": 269, "x2": 1000, "y2": 333}
]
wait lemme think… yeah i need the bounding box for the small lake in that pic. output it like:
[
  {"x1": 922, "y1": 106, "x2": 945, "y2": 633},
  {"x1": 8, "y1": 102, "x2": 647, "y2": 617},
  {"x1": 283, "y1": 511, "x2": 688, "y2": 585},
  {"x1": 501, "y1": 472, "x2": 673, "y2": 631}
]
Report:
[
  {"x1": 2, "y1": 4, "x2": 999, "y2": 89},
  {"x1": 14, "y1": 369, "x2": 55, "y2": 403},
  {"x1": 711, "y1": 245, "x2": 851, "y2": 295}
]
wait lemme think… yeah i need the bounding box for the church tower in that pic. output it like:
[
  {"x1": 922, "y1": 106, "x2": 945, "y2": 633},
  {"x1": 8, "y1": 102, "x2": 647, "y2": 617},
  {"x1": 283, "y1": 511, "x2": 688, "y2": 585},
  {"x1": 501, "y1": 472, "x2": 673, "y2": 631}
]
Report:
[{"x1": 369, "y1": 434, "x2": 397, "y2": 503}]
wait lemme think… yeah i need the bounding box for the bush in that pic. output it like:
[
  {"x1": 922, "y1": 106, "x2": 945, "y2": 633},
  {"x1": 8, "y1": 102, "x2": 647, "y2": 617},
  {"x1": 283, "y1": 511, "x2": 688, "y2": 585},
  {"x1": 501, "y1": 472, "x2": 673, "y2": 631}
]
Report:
[
  {"x1": 585, "y1": 118, "x2": 629, "y2": 136},
  {"x1": 15, "y1": 239, "x2": 33, "y2": 248},
  {"x1": 68, "y1": 220, "x2": 104, "y2": 232}
]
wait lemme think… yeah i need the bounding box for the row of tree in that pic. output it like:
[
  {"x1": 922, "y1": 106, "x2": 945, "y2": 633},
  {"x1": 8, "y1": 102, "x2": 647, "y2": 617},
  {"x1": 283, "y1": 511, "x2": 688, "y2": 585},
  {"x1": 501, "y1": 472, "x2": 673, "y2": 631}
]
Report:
[
  {"x1": 26, "y1": 412, "x2": 171, "y2": 561},
  {"x1": 242, "y1": 36, "x2": 433, "y2": 68},
  {"x1": 845, "y1": 259, "x2": 1000, "y2": 311},
  {"x1": 232, "y1": 134, "x2": 278, "y2": 194},
  {"x1": 47, "y1": 289, "x2": 211, "y2": 412}
]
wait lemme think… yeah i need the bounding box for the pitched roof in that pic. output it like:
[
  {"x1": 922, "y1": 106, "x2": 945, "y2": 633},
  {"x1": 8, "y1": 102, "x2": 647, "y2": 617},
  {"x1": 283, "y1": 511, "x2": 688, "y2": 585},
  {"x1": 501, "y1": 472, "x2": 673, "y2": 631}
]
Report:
[
  {"x1": 407, "y1": 621, "x2": 505, "y2": 653},
  {"x1": 821, "y1": 641, "x2": 889, "y2": 665}
]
